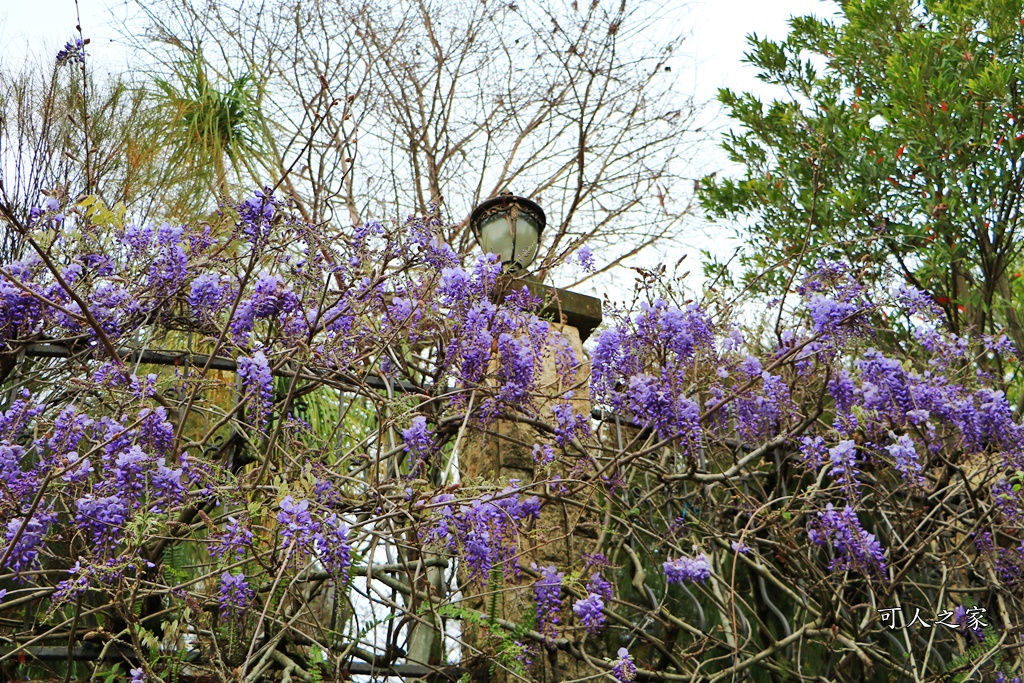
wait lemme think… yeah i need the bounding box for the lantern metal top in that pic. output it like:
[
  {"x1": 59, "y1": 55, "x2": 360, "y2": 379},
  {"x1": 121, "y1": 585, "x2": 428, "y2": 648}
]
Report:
[{"x1": 469, "y1": 191, "x2": 546, "y2": 273}]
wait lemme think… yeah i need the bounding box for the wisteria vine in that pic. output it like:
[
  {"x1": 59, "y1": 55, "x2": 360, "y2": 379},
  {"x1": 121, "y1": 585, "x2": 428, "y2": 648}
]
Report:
[{"x1": 0, "y1": 189, "x2": 1021, "y2": 683}]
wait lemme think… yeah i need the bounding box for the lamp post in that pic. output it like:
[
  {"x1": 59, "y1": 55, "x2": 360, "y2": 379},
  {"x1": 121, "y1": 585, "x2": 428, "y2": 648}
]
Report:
[
  {"x1": 469, "y1": 191, "x2": 546, "y2": 274},
  {"x1": 468, "y1": 191, "x2": 602, "y2": 341},
  {"x1": 461, "y1": 192, "x2": 603, "y2": 683}
]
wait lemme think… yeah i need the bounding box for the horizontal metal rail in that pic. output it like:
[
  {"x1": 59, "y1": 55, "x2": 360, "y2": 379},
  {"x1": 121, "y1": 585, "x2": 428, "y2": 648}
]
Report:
[
  {"x1": 6, "y1": 644, "x2": 463, "y2": 680},
  {"x1": 18, "y1": 342, "x2": 639, "y2": 426}
]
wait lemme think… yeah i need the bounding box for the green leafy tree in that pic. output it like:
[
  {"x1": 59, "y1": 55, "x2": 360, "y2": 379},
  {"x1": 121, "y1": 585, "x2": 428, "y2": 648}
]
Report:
[
  {"x1": 700, "y1": 0, "x2": 1024, "y2": 396},
  {"x1": 151, "y1": 44, "x2": 269, "y2": 201}
]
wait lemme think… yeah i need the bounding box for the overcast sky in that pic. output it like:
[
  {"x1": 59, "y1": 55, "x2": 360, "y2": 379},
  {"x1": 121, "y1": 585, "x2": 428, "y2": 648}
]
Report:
[
  {"x1": 0, "y1": 0, "x2": 838, "y2": 293},
  {"x1": 1, "y1": 0, "x2": 836, "y2": 118}
]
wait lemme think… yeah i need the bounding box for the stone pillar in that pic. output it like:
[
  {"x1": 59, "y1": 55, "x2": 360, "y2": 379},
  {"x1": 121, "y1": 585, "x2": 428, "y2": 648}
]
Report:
[{"x1": 461, "y1": 321, "x2": 598, "y2": 683}]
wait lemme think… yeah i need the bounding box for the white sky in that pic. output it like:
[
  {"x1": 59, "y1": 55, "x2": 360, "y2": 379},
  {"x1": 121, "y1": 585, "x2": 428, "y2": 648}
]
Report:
[
  {"x1": 0, "y1": 0, "x2": 837, "y2": 92},
  {"x1": 0, "y1": 0, "x2": 839, "y2": 293}
]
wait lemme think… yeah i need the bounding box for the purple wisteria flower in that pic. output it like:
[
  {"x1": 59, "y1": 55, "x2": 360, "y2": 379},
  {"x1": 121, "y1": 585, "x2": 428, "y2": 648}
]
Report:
[
  {"x1": 828, "y1": 371, "x2": 856, "y2": 420},
  {"x1": 721, "y1": 327, "x2": 745, "y2": 353},
  {"x1": 231, "y1": 273, "x2": 300, "y2": 339},
  {"x1": 0, "y1": 444, "x2": 35, "y2": 504},
  {"x1": 740, "y1": 355, "x2": 762, "y2": 377},
  {"x1": 137, "y1": 408, "x2": 175, "y2": 454},
  {"x1": 61, "y1": 452, "x2": 94, "y2": 483},
  {"x1": 533, "y1": 564, "x2": 564, "y2": 639},
  {"x1": 157, "y1": 223, "x2": 183, "y2": 246},
  {"x1": 152, "y1": 458, "x2": 187, "y2": 503},
  {"x1": 590, "y1": 301, "x2": 716, "y2": 461},
  {"x1": 913, "y1": 324, "x2": 970, "y2": 361},
  {"x1": 438, "y1": 267, "x2": 474, "y2": 305},
  {"x1": 734, "y1": 371, "x2": 792, "y2": 442},
  {"x1": 827, "y1": 440, "x2": 860, "y2": 500},
  {"x1": 46, "y1": 405, "x2": 91, "y2": 456},
  {"x1": 495, "y1": 333, "x2": 540, "y2": 409},
  {"x1": 56, "y1": 38, "x2": 85, "y2": 65},
  {"x1": 587, "y1": 571, "x2": 613, "y2": 601},
  {"x1": 983, "y1": 333, "x2": 1016, "y2": 356},
  {"x1": 663, "y1": 553, "x2": 711, "y2": 584},
  {"x1": 626, "y1": 374, "x2": 702, "y2": 443},
  {"x1": 93, "y1": 363, "x2": 130, "y2": 389},
  {"x1": 0, "y1": 275, "x2": 43, "y2": 344},
  {"x1": 148, "y1": 243, "x2": 188, "y2": 296},
  {"x1": 277, "y1": 496, "x2": 315, "y2": 543},
  {"x1": 94, "y1": 416, "x2": 133, "y2": 457},
  {"x1": 806, "y1": 294, "x2": 860, "y2": 335},
  {"x1": 121, "y1": 223, "x2": 153, "y2": 252},
  {"x1": 88, "y1": 282, "x2": 139, "y2": 336},
  {"x1": 732, "y1": 541, "x2": 751, "y2": 554},
  {"x1": 75, "y1": 495, "x2": 129, "y2": 550},
  {"x1": 4, "y1": 512, "x2": 57, "y2": 574},
  {"x1": 974, "y1": 531, "x2": 994, "y2": 553},
  {"x1": 573, "y1": 245, "x2": 595, "y2": 272},
  {"x1": 612, "y1": 648, "x2": 636, "y2": 682},
  {"x1": 551, "y1": 398, "x2": 591, "y2": 446},
  {"x1": 885, "y1": 434, "x2": 925, "y2": 486},
  {"x1": 856, "y1": 349, "x2": 915, "y2": 415},
  {"x1": 219, "y1": 571, "x2": 254, "y2": 615},
  {"x1": 426, "y1": 490, "x2": 540, "y2": 578},
  {"x1": 210, "y1": 516, "x2": 254, "y2": 560},
  {"x1": 0, "y1": 389, "x2": 44, "y2": 441},
  {"x1": 133, "y1": 374, "x2": 159, "y2": 400},
  {"x1": 238, "y1": 351, "x2": 274, "y2": 427},
  {"x1": 895, "y1": 284, "x2": 943, "y2": 319},
  {"x1": 852, "y1": 347, "x2": 1024, "y2": 469},
  {"x1": 52, "y1": 560, "x2": 91, "y2": 605},
  {"x1": 113, "y1": 446, "x2": 149, "y2": 499},
  {"x1": 572, "y1": 593, "x2": 605, "y2": 635},
  {"x1": 532, "y1": 443, "x2": 555, "y2": 465},
  {"x1": 402, "y1": 416, "x2": 435, "y2": 464},
  {"x1": 799, "y1": 436, "x2": 827, "y2": 469},
  {"x1": 994, "y1": 542, "x2": 1024, "y2": 587},
  {"x1": 385, "y1": 296, "x2": 420, "y2": 333},
  {"x1": 188, "y1": 273, "x2": 229, "y2": 318},
  {"x1": 808, "y1": 504, "x2": 886, "y2": 576},
  {"x1": 993, "y1": 479, "x2": 1024, "y2": 526},
  {"x1": 272, "y1": 496, "x2": 354, "y2": 575},
  {"x1": 639, "y1": 300, "x2": 713, "y2": 364},
  {"x1": 446, "y1": 301, "x2": 494, "y2": 385},
  {"x1": 237, "y1": 188, "x2": 279, "y2": 244},
  {"x1": 313, "y1": 514, "x2": 352, "y2": 579}
]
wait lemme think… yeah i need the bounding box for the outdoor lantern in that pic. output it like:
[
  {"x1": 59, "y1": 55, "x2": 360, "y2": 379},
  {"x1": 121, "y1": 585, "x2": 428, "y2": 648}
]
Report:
[{"x1": 469, "y1": 191, "x2": 546, "y2": 273}]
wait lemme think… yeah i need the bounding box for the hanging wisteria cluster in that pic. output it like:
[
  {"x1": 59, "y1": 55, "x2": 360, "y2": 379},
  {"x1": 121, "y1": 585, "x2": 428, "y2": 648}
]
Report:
[{"x1": 0, "y1": 189, "x2": 1021, "y2": 683}]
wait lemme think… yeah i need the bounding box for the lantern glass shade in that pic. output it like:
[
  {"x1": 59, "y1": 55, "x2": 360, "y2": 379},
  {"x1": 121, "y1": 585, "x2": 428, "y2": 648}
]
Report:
[{"x1": 470, "y1": 193, "x2": 546, "y2": 273}]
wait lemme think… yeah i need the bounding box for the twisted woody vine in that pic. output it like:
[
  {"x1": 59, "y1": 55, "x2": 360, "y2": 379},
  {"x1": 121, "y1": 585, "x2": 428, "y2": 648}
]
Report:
[
  {"x1": 0, "y1": 185, "x2": 1020, "y2": 682},
  {"x1": 0, "y1": 27, "x2": 1022, "y2": 683}
]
